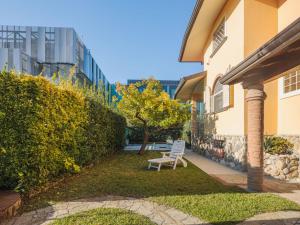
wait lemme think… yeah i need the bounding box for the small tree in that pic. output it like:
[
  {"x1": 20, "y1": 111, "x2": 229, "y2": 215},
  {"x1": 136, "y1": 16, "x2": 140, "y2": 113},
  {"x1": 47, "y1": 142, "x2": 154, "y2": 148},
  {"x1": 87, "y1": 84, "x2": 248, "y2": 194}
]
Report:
[{"x1": 116, "y1": 79, "x2": 190, "y2": 155}]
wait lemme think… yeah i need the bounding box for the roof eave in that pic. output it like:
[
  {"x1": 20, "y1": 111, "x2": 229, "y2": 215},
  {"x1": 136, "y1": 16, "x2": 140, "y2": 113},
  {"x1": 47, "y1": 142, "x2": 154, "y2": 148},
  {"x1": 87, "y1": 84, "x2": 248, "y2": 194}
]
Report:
[
  {"x1": 178, "y1": 0, "x2": 204, "y2": 62},
  {"x1": 174, "y1": 71, "x2": 207, "y2": 100},
  {"x1": 220, "y1": 17, "x2": 300, "y2": 85}
]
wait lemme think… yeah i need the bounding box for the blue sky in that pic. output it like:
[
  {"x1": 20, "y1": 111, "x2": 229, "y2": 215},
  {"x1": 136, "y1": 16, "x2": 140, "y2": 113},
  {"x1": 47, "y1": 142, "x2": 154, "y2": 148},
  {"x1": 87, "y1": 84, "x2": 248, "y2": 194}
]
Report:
[{"x1": 0, "y1": 0, "x2": 202, "y2": 83}]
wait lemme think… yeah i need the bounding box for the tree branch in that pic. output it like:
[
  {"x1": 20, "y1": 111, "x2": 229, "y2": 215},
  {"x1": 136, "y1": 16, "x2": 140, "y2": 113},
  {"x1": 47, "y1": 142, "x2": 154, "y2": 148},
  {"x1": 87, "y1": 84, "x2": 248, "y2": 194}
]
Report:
[{"x1": 135, "y1": 112, "x2": 147, "y2": 127}]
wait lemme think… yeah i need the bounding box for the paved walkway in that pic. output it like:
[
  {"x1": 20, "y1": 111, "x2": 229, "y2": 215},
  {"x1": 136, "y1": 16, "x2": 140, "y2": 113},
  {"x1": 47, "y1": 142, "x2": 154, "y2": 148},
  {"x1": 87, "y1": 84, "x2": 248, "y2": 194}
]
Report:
[
  {"x1": 184, "y1": 150, "x2": 300, "y2": 205},
  {"x1": 2, "y1": 196, "x2": 206, "y2": 225},
  {"x1": 3, "y1": 196, "x2": 300, "y2": 225},
  {"x1": 237, "y1": 211, "x2": 300, "y2": 225}
]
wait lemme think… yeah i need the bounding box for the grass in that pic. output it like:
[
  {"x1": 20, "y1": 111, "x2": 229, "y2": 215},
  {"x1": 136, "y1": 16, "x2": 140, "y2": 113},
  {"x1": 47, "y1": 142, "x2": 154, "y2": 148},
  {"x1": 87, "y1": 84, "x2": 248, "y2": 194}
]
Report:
[
  {"x1": 51, "y1": 208, "x2": 155, "y2": 225},
  {"x1": 24, "y1": 151, "x2": 300, "y2": 225}
]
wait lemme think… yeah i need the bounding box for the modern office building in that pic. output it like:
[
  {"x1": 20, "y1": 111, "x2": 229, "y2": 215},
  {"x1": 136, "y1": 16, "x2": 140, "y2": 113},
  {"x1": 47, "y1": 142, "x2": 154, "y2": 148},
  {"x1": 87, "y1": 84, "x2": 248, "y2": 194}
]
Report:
[
  {"x1": 0, "y1": 25, "x2": 113, "y2": 102},
  {"x1": 127, "y1": 79, "x2": 179, "y2": 99}
]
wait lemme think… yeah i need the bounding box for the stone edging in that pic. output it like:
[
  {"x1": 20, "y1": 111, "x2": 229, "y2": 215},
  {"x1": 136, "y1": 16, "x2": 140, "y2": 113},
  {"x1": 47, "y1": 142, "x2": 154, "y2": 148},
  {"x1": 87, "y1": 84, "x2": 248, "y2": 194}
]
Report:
[
  {"x1": 2, "y1": 196, "x2": 206, "y2": 225},
  {"x1": 237, "y1": 211, "x2": 300, "y2": 225}
]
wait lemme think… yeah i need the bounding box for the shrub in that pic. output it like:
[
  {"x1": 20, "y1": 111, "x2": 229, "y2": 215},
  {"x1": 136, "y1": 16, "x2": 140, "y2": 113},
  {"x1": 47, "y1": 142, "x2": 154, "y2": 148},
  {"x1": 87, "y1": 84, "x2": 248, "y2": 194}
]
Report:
[
  {"x1": 181, "y1": 121, "x2": 191, "y2": 148},
  {"x1": 0, "y1": 71, "x2": 126, "y2": 193},
  {"x1": 82, "y1": 99, "x2": 126, "y2": 164},
  {"x1": 127, "y1": 126, "x2": 183, "y2": 144},
  {"x1": 264, "y1": 136, "x2": 294, "y2": 155}
]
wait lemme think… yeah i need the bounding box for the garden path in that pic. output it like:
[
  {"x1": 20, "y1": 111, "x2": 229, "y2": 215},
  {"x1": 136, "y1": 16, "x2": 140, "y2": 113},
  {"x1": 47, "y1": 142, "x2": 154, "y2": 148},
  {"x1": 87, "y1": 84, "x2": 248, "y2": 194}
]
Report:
[
  {"x1": 3, "y1": 196, "x2": 300, "y2": 225},
  {"x1": 2, "y1": 196, "x2": 206, "y2": 225},
  {"x1": 184, "y1": 150, "x2": 300, "y2": 205}
]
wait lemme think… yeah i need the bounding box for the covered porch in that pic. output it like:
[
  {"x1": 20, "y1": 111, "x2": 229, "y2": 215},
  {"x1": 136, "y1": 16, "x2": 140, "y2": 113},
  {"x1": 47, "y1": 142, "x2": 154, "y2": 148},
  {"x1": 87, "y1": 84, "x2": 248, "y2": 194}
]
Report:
[
  {"x1": 220, "y1": 17, "x2": 300, "y2": 192},
  {"x1": 175, "y1": 71, "x2": 206, "y2": 141}
]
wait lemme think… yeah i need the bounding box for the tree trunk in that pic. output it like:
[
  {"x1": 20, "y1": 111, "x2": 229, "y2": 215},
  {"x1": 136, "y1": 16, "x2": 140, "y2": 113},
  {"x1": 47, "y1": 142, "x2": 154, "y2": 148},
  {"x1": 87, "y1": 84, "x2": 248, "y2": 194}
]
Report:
[{"x1": 138, "y1": 128, "x2": 149, "y2": 155}]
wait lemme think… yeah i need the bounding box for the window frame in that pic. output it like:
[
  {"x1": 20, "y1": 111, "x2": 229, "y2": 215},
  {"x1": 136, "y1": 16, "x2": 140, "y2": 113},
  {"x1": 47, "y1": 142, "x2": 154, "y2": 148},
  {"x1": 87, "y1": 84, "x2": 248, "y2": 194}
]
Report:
[
  {"x1": 210, "y1": 18, "x2": 227, "y2": 58},
  {"x1": 279, "y1": 66, "x2": 300, "y2": 99},
  {"x1": 212, "y1": 78, "x2": 224, "y2": 113}
]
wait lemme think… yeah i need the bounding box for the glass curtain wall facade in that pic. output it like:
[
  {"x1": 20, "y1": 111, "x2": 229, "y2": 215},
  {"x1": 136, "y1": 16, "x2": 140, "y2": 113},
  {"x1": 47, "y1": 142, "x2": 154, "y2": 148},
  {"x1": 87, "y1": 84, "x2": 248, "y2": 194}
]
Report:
[
  {"x1": 127, "y1": 79, "x2": 179, "y2": 99},
  {"x1": 0, "y1": 25, "x2": 113, "y2": 103}
]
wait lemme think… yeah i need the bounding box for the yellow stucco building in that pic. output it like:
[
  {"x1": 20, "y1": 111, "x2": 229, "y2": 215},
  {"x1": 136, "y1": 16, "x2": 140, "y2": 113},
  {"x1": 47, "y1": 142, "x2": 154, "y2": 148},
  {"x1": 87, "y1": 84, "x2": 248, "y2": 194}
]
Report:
[{"x1": 175, "y1": 0, "x2": 300, "y2": 190}]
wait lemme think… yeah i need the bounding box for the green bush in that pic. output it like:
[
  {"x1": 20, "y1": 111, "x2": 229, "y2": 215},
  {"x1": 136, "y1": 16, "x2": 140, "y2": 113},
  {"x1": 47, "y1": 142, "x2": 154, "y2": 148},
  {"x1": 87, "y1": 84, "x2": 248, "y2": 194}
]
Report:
[
  {"x1": 0, "y1": 71, "x2": 126, "y2": 193},
  {"x1": 82, "y1": 99, "x2": 126, "y2": 164},
  {"x1": 264, "y1": 136, "x2": 294, "y2": 155},
  {"x1": 127, "y1": 126, "x2": 183, "y2": 144},
  {"x1": 181, "y1": 121, "x2": 191, "y2": 148}
]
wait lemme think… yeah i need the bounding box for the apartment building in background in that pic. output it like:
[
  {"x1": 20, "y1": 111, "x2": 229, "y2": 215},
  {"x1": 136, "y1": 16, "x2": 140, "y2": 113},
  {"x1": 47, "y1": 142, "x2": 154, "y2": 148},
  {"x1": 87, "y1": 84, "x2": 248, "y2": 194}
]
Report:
[
  {"x1": 127, "y1": 79, "x2": 179, "y2": 99},
  {"x1": 0, "y1": 25, "x2": 113, "y2": 102}
]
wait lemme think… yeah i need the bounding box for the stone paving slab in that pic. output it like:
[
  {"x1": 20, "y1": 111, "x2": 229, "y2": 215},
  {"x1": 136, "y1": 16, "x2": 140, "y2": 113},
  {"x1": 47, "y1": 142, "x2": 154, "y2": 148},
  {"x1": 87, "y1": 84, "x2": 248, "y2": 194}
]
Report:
[
  {"x1": 1, "y1": 196, "x2": 207, "y2": 225},
  {"x1": 237, "y1": 211, "x2": 300, "y2": 225}
]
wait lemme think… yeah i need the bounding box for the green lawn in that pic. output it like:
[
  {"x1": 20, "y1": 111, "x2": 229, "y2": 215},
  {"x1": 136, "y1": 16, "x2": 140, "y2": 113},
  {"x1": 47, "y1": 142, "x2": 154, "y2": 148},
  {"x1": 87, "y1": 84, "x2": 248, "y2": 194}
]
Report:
[
  {"x1": 24, "y1": 151, "x2": 300, "y2": 225},
  {"x1": 51, "y1": 208, "x2": 154, "y2": 225}
]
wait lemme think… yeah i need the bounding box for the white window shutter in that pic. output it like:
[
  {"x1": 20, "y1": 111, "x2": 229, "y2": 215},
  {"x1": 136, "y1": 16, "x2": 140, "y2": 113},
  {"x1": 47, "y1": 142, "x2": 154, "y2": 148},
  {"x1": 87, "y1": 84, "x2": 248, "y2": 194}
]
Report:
[
  {"x1": 210, "y1": 95, "x2": 214, "y2": 113},
  {"x1": 205, "y1": 86, "x2": 211, "y2": 113},
  {"x1": 223, "y1": 84, "x2": 230, "y2": 108}
]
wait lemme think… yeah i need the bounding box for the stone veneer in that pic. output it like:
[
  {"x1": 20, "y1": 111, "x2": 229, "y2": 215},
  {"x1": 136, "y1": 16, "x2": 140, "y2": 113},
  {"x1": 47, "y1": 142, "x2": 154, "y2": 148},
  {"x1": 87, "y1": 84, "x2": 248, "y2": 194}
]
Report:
[
  {"x1": 192, "y1": 134, "x2": 247, "y2": 171},
  {"x1": 264, "y1": 153, "x2": 300, "y2": 181},
  {"x1": 192, "y1": 134, "x2": 300, "y2": 181},
  {"x1": 264, "y1": 135, "x2": 300, "y2": 181}
]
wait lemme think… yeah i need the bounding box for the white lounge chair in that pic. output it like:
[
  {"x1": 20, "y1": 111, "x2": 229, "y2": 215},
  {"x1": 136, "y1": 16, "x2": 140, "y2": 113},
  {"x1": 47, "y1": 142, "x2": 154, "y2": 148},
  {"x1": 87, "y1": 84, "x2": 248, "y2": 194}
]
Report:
[{"x1": 148, "y1": 140, "x2": 187, "y2": 171}]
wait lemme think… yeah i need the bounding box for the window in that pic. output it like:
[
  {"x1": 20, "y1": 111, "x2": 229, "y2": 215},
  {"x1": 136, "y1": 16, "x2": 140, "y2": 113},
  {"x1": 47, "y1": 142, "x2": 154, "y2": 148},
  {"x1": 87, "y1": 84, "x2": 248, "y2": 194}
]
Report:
[
  {"x1": 197, "y1": 101, "x2": 205, "y2": 136},
  {"x1": 212, "y1": 78, "x2": 223, "y2": 113},
  {"x1": 212, "y1": 19, "x2": 227, "y2": 56},
  {"x1": 163, "y1": 85, "x2": 168, "y2": 93},
  {"x1": 0, "y1": 26, "x2": 26, "y2": 50},
  {"x1": 280, "y1": 66, "x2": 300, "y2": 98},
  {"x1": 283, "y1": 69, "x2": 300, "y2": 94},
  {"x1": 45, "y1": 27, "x2": 55, "y2": 62},
  {"x1": 170, "y1": 87, "x2": 176, "y2": 99},
  {"x1": 31, "y1": 28, "x2": 39, "y2": 59}
]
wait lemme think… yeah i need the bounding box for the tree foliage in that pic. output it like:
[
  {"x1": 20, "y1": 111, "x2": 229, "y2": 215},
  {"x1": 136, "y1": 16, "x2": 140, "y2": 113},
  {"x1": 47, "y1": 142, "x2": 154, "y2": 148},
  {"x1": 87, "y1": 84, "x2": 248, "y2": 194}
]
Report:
[{"x1": 116, "y1": 78, "x2": 190, "y2": 154}]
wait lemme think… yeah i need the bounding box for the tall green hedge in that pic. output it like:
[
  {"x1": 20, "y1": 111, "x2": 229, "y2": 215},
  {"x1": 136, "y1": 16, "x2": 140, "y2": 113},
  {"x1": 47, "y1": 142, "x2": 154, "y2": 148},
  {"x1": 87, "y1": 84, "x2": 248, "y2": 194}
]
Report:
[{"x1": 0, "y1": 71, "x2": 126, "y2": 193}]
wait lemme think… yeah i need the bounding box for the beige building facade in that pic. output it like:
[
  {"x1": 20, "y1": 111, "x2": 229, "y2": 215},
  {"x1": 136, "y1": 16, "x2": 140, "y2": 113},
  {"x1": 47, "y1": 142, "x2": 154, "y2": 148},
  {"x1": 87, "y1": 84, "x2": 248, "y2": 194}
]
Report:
[{"x1": 176, "y1": 0, "x2": 300, "y2": 185}]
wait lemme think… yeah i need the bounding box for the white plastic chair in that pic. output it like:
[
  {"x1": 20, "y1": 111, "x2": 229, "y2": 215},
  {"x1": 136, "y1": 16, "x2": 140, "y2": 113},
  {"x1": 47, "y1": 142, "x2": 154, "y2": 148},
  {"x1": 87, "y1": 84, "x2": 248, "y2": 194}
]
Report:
[{"x1": 147, "y1": 140, "x2": 187, "y2": 171}]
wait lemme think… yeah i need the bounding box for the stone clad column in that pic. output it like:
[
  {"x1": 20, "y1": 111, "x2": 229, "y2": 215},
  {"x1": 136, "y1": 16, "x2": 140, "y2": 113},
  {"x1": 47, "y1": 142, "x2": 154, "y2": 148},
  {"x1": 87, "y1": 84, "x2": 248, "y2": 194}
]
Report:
[{"x1": 243, "y1": 79, "x2": 265, "y2": 192}]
